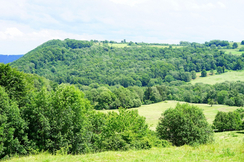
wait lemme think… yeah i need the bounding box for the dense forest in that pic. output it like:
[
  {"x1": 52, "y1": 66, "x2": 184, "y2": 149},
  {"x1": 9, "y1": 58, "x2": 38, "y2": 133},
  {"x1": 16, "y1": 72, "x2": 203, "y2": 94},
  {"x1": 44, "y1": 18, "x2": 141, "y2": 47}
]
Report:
[
  {"x1": 10, "y1": 39, "x2": 244, "y2": 109},
  {"x1": 11, "y1": 39, "x2": 244, "y2": 88}
]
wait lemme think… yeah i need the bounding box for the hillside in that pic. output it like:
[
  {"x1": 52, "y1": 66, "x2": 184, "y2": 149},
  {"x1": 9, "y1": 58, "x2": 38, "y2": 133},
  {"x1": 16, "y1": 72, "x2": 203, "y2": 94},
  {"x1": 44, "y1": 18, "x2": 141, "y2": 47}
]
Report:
[
  {"x1": 10, "y1": 39, "x2": 244, "y2": 88},
  {"x1": 191, "y1": 70, "x2": 244, "y2": 85},
  {"x1": 0, "y1": 54, "x2": 23, "y2": 63}
]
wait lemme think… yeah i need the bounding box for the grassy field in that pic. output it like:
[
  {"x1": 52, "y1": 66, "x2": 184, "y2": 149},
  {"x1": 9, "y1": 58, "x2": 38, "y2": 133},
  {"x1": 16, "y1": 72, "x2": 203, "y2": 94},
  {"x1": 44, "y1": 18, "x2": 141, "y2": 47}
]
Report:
[
  {"x1": 95, "y1": 43, "x2": 183, "y2": 49},
  {"x1": 191, "y1": 70, "x2": 244, "y2": 85},
  {"x1": 6, "y1": 130, "x2": 244, "y2": 162},
  {"x1": 101, "y1": 101, "x2": 239, "y2": 130},
  {"x1": 222, "y1": 42, "x2": 244, "y2": 55}
]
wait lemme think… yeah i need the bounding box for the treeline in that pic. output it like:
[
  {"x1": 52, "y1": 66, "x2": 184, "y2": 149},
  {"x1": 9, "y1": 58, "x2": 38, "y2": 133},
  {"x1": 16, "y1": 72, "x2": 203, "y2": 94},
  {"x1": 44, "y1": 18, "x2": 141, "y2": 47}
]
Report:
[
  {"x1": 80, "y1": 80, "x2": 244, "y2": 110},
  {"x1": 181, "y1": 40, "x2": 241, "y2": 49},
  {"x1": 11, "y1": 39, "x2": 244, "y2": 88}
]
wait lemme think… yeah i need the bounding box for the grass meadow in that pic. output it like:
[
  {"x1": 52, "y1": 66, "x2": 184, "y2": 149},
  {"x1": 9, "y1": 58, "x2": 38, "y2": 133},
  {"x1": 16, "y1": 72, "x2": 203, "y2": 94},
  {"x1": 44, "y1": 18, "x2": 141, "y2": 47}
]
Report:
[
  {"x1": 6, "y1": 130, "x2": 244, "y2": 162},
  {"x1": 101, "y1": 100, "x2": 239, "y2": 130},
  {"x1": 191, "y1": 70, "x2": 244, "y2": 85},
  {"x1": 222, "y1": 42, "x2": 244, "y2": 55}
]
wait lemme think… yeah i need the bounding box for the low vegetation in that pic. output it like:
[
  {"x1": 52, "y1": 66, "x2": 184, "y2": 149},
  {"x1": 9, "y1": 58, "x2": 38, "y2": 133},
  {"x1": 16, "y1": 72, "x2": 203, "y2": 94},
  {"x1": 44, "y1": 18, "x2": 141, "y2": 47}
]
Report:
[{"x1": 5, "y1": 131, "x2": 244, "y2": 162}]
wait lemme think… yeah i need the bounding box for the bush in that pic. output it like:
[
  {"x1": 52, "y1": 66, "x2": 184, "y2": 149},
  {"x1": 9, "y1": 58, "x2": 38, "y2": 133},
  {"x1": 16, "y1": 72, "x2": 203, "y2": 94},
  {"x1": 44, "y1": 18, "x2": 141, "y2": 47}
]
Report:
[
  {"x1": 156, "y1": 103, "x2": 214, "y2": 146},
  {"x1": 239, "y1": 47, "x2": 244, "y2": 52},
  {"x1": 213, "y1": 111, "x2": 242, "y2": 131},
  {"x1": 90, "y1": 108, "x2": 161, "y2": 151}
]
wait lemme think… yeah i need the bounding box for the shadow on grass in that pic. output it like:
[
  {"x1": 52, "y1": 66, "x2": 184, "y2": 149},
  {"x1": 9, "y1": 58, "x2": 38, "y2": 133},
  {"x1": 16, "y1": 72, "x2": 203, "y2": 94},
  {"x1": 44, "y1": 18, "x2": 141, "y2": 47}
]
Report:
[{"x1": 236, "y1": 131, "x2": 244, "y2": 134}]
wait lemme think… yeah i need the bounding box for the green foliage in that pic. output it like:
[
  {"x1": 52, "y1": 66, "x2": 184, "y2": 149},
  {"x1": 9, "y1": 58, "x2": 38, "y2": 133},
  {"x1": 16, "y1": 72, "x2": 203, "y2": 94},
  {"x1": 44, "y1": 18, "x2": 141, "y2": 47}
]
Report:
[
  {"x1": 201, "y1": 69, "x2": 207, "y2": 77},
  {"x1": 217, "y1": 90, "x2": 228, "y2": 104},
  {"x1": 208, "y1": 98, "x2": 217, "y2": 107},
  {"x1": 191, "y1": 71, "x2": 197, "y2": 79},
  {"x1": 11, "y1": 39, "x2": 244, "y2": 88},
  {"x1": 0, "y1": 86, "x2": 29, "y2": 159},
  {"x1": 232, "y1": 42, "x2": 238, "y2": 49},
  {"x1": 205, "y1": 40, "x2": 229, "y2": 47},
  {"x1": 239, "y1": 47, "x2": 244, "y2": 51},
  {"x1": 89, "y1": 109, "x2": 161, "y2": 152},
  {"x1": 156, "y1": 103, "x2": 214, "y2": 146},
  {"x1": 213, "y1": 111, "x2": 242, "y2": 131},
  {"x1": 22, "y1": 84, "x2": 93, "y2": 154},
  {"x1": 235, "y1": 107, "x2": 244, "y2": 119},
  {"x1": 165, "y1": 75, "x2": 174, "y2": 82},
  {"x1": 0, "y1": 64, "x2": 27, "y2": 106}
]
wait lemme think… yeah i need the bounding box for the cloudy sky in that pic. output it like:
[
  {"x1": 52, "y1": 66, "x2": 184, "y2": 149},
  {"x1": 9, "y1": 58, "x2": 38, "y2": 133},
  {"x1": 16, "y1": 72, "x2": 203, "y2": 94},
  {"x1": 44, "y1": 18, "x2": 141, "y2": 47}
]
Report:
[{"x1": 0, "y1": 0, "x2": 244, "y2": 54}]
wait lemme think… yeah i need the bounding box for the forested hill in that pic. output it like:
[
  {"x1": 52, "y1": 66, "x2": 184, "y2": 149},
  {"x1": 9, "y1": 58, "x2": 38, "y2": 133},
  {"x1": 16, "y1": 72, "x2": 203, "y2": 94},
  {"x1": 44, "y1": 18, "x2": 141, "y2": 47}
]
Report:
[
  {"x1": 0, "y1": 54, "x2": 23, "y2": 63},
  {"x1": 11, "y1": 39, "x2": 244, "y2": 87}
]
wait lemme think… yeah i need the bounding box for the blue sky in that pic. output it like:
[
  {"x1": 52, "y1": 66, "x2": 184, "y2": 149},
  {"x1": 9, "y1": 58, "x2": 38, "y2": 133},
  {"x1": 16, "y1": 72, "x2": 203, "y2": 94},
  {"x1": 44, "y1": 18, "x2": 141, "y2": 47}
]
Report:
[{"x1": 0, "y1": 0, "x2": 244, "y2": 54}]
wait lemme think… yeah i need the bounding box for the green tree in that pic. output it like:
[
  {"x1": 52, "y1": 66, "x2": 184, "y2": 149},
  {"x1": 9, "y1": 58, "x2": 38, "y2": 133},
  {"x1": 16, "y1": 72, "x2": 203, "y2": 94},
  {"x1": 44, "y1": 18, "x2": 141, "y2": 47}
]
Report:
[
  {"x1": 156, "y1": 103, "x2": 213, "y2": 146},
  {"x1": 201, "y1": 69, "x2": 207, "y2": 77},
  {"x1": 217, "y1": 66, "x2": 223, "y2": 74},
  {"x1": 49, "y1": 84, "x2": 93, "y2": 153},
  {"x1": 0, "y1": 86, "x2": 29, "y2": 158},
  {"x1": 232, "y1": 42, "x2": 238, "y2": 49},
  {"x1": 191, "y1": 71, "x2": 197, "y2": 79},
  {"x1": 164, "y1": 75, "x2": 174, "y2": 82},
  {"x1": 0, "y1": 64, "x2": 27, "y2": 106},
  {"x1": 213, "y1": 111, "x2": 242, "y2": 131},
  {"x1": 210, "y1": 69, "x2": 214, "y2": 75},
  {"x1": 208, "y1": 98, "x2": 216, "y2": 107},
  {"x1": 241, "y1": 40, "x2": 244, "y2": 45},
  {"x1": 216, "y1": 90, "x2": 228, "y2": 104}
]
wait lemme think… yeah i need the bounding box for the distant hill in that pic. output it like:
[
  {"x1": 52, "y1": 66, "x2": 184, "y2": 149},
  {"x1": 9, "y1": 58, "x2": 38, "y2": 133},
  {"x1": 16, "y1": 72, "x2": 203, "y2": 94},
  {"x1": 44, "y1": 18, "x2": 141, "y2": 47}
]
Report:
[
  {"x1": 0, "y1": 54, "x2": 23, "y2": 63},
  {"x1": 10, "y1": 39, "x2": 244, "y2": 87}
]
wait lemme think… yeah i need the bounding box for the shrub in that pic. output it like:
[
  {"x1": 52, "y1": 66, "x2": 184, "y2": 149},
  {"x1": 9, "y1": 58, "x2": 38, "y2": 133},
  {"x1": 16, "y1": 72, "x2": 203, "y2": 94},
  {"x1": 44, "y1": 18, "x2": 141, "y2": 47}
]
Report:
[
  {"x1": 239, "y1": 47, "x2": 244, "y2": 52},
  {"x1": 213, "y1": 111, "x2": 242, "y2": 131},
  {"x1": 90, "y1": 108, "x2": 161, "y2": 151},
  {"x1": 156, "y1": 103, "x2": 214, "y2": 146}
]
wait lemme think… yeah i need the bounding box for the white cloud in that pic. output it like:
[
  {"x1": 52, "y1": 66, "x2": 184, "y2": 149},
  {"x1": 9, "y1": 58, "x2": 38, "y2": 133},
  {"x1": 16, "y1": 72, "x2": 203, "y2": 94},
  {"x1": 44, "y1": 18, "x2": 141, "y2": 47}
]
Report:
[
  {"x1": 217, "y1": 1, "x2": 226, "y2": 8},
  {"x1": 0, "y1": 28, "x2": 24, "y2": 39},
  {"x1": 109, "y1": 0, "x2": 148, "y2": 7},
  {"x1": 0, "y1": 0, "x2": 244, "y2": 54}
]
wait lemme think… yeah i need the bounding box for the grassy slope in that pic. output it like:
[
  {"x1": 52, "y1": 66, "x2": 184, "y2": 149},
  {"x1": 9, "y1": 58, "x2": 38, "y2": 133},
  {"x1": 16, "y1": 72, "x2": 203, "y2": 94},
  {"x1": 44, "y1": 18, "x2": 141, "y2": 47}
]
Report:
[
  {"x1": 7, "y1": 131, "x2": 244, "y2": 162},
  {"x1": 222, "y1": 42, "x2": 244, "y2": 55},
  {"x1": 100, "y1": 101, "x2": 239, "y2": 130},
  {"x1": 97, "y1": 43, "x2": 182, "y2": 48},
  {"x1": 191, "y1": 70, "x2": 244, "y2": 85}
]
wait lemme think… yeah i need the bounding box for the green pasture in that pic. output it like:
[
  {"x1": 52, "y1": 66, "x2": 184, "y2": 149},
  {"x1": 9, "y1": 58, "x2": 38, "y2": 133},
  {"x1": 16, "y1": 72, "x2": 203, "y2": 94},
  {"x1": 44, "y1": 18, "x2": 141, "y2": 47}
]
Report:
[
  {"x1": 191, "y1": 70, "x2": 244, "y2": 85},
  {"x1": 222, "y1": 42, "x2": 244, "y2": 55},
  {"x1": 7, "y1": 130, "x2": 244, "y2": 162},
  {"x1": 95, "y1": 43, "x2": 182, "y2": 48},
  {"x1": 147, "y1": 45, "x2": 183, "y2": 48},
  {"x1": 100, "y1": 100, "x2": 238, "y2": 130}
]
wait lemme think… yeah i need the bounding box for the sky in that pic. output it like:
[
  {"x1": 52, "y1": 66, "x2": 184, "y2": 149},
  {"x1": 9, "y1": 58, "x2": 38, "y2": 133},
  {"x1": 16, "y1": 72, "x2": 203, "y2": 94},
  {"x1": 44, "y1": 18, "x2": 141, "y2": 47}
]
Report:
[{"x1": 0, "y1": 0, "x2": 244, "y2": 54}]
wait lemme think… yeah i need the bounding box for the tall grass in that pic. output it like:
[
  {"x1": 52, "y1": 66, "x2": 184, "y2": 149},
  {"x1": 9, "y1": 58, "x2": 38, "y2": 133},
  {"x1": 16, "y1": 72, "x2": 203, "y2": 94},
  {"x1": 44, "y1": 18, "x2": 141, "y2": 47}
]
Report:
[{"x1": 6, "y1": 131, "x2": 244, "y2": 162}]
